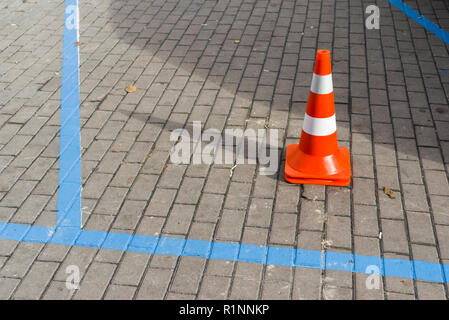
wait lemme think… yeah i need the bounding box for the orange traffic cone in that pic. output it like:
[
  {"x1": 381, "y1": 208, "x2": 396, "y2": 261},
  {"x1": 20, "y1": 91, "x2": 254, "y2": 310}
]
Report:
[{"x1": 285, "y1": 50, "x2": 351, "y2": 186}]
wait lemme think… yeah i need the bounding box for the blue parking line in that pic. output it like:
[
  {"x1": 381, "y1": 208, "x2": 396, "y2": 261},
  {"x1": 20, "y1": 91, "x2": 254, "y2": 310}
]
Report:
[
  {"x1": 1, "y1": 0, "x2": 449, "y2": 286},
  {"x1": 389, "y1": 0, "x2": 449, "y2": 45},
  {"x1": 0, "y1": 222, "x2": 448, "y2": 284},
  {"x1": 57, "y1": 0, "x2": 81, "y2": 228}
]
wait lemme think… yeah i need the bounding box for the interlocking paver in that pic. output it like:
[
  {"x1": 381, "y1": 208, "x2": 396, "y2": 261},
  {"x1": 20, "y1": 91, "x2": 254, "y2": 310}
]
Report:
[
  {"x1": 73, "y1": 262, "x2": 116, "y2": 300},
  {"x1": 136, "y1": 267, "x2": 173, "y2": 300},
  {"x1": 1, "y1": 0, "x2": 449, "y2": 301},
  {"x1": 0, "y1": 242, "x2": 43, "y2": 278},
  {"x1": 104, "y1": 284, "x2": 136, "y2": 300},
  {"x1": 13, "y1": 261, "x2": 58, "y2": 300}
]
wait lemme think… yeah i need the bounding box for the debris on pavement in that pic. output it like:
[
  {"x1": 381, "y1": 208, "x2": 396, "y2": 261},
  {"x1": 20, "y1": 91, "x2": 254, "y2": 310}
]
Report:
[
  {"x1": 383, "y1": 186, "x2": 396, "y2": 199},
  {"x1": 125, "y1": 85, "x2": 136, "y2": 93}
]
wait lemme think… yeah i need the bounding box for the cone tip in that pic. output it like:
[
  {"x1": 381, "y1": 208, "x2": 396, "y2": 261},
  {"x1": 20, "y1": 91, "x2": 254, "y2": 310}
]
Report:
[{"x1": 314, "y1": 50, "x2": 332, "y2": 75}]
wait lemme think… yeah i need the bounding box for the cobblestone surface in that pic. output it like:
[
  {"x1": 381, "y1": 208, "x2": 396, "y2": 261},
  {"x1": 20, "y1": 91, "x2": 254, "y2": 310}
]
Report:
[{"x1": 0, "y1": 0, "x2": 449, "y2": 299}]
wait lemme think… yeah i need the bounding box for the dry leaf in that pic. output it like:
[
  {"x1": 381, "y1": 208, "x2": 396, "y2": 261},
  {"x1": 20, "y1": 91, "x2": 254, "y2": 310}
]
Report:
[
  {"x1": 74, "y1": 42, "x2": 84, "y2": 46},
  {"x1": 111, "y1": 149, "x2": 119, "y2": 153},
  {"x1": 125, "y1": 85, "x2": 136, "y2": 93},
  {"x1": 383, "y1": 186, "x2": 396, "y2": 199},
  {"x1": 234, "y1": 39, "x2": 240, "y2": 44}
]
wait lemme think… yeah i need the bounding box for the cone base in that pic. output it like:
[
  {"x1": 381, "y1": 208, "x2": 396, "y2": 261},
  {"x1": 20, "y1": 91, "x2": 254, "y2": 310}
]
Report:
[{"x1": 285, "y1": 144, "x2": 351, "y2": 186}]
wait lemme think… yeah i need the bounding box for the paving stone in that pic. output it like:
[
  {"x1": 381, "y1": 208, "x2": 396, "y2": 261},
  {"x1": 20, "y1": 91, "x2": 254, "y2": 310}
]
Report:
[
  {"x1": 399, "y1": 160, "x2": 423, "y2": 184},
  {"x1": 253, "y1": 174, "x2": 277, "y2": 198},
  {"x1": 203, "y1": 167, "x2": 230, "y2": 194},
  {"x1": 164, "y1": 204, "x2": 195, "y2": 235},
  {"x1": 326, "y1": 215, "x2": 352, "y2": 249},
  {"x1": 381, "y1": 219, "x2": 409, "y2": 255},
  {"x1": 229, "y1": 262, "x2": 263, "y2": 299},
  {"x1": 355, "y1": 273, "x2": 384, "y2": 300},
  {"x1": 393, "y1": 118, "x2": 414, "y2": 138},
  {"x1": 402, "y1": 184, "x2": 429, "y2": 212},
  {"x1": 10, "y1": 194, "x2": 49, "y2": 224},
  {"x1": 436, "y1": 225, "x2": 449, "y2": 260},
  {"x1": 375, "y1": 144, "x2": 397, "y2": 166},
  {"x1": 127, "y1": 174, "x2": 158, "y2": 201},
  {"x1": 416, "y1": 281, "x2": 446, "y2": 300},
  {"x1": 94, "y1": 187, "x2": 128, "y2": 215},
  {"x1": 224, "y1": 181, "x2": 251, "y2": 210},
  {"x1": 136, "y1": 268, "x2": 173, "y2": 300},
  {"x1": 104, "y1": 284, "x2": 136, "y2": 300},
  {"x1": 292, "y1": 268, "x2": 321, "y2": 300},
  {"x1": 270, "y1": 213, "x2": 297, "y2": 245},
  {"x1": 97, "y1": 151, "x2": 126, "y2": 174},
  {"x1": 299, "y1": 200, "x2": 325, "y2": 232},
  {"x1": 353, "y1": 178, "x2": 376, "y2": 206},
  {"x1": 170, "y1": 256, "x2": 206, "y2": 294},
  {"x1": 323, "y1": 285, "x2": 353, "y2": 300},
  {"x1": 416, "y1": 126, "x2": 438, "y2": 147},
  {"x1": 247, "y1": 198, "x2": 273, "y2": 228},
  {"x1": 74, "y1": 262, "x2": 116, "y2": 300},
  {"x1": 198, "y1": 275, "x2": 231, "y2": 300},
  {"x1": 411, "y1": 244, "x2": 440, "y2": 263},
  {"x1": 215, "y1": 209, "x2": 245, "y2": 241},
  {"x1": 353, "y1": 155, "x2": 374, "y2": 178},
  {"x1": 274, "y1": 185, "x2": 300, "y2": 213},
  {"x1": 377, "y1": 165, "x2": 400, "y2": 191},
  {"x1": 0, "y1": 242, "x2": 43, "y2": 278},
  {"x1": 0, "y1": 278, "x2": 20, "y2": 300},
  {"x1": 430, "y1": 195, "x2": 449, "y2": 225},
  {"x1": 13, "y1": 261, "x2": 59, "y2": 299},
  {"x1": 385, "y1": 292, "x2": 415, "y2": 300},
  {"x1": 420, "y1": 147, "x2": 446, "y2": 171},
  {"x1": 406, "y1": 211, "x2": 436, "y2": 245},
  {"x1": 327, "y1": 187, "x2": 351, "y2": 216},
  {"x1": 353, "y1": 205, "x2": 379, "y2": 238},
  {"x1": 145, "y1": 188, "x2": 177, "y2": 217},
  {"x1": 113, "y1": 200, "x2": 146, "y2": 230},
  {"x1": 0, "y1": 180, "x2": 37, "y2": 208},
  {"x1": 424, "y1": 170, "x2": 449, "y2": 196},
  {"x1": 297, "y1": 230, "x2": 322, "y2": 252},
  {"x1": 175, "y1": 177, "x2": 204, "y2": 204},
  {"x1": 396, "y1": 138, "x2": 419, "y2": 161},
  {"x1": 158, "y1": 164, "x2": 187, "y2": 189},
  {"x1": 195, "y1": 193, "x2": 224, "y2": 223},
  {"x1": 111, "y1": 251, "x2": 149, "y2": 287},
  {"x1": 109, "y1": 163, "x2": 141, "y2": 188},
  {"x1": 38, "y1": 244, "x2": 71, "y2": 263},
  {"x1": 54, "y1": 247, "x2": 98, "y2": 282}
]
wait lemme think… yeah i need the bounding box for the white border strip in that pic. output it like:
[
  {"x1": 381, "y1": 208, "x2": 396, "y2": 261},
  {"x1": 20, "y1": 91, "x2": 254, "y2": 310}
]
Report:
[
  {"x1": 310, "y1": 73, "x2": 333, "y2": 95},
  {"x1": 302, "y1": 114, "x2": 336, "y2": 136}
]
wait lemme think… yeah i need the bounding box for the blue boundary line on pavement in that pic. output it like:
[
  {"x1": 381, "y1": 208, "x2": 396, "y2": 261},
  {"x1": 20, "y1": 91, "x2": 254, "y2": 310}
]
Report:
[
  {"x1": 0, "y1": 0, "x2": 448, "y2": 286},
  {"x1": 389, "y1": 0, "x2": 449, "y2": 45},
  {"x1": 57, "y1": 0, "x2": 82, "y2": 228},
  {"x1": 0, "y1": 222, "x2": 448, "y2": 284}
]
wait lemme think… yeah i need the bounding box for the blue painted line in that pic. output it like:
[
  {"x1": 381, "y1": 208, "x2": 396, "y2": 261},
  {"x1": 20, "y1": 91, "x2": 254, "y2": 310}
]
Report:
[
  {"x1": 0, "y1": 222, "x2": 448, "y2": 284},
  {"x1": 57, "y1": 0, "x2": 81, "y2": 228},
  {"x1": 389, "y1": 0, "x2": 449, "y2": 45}
]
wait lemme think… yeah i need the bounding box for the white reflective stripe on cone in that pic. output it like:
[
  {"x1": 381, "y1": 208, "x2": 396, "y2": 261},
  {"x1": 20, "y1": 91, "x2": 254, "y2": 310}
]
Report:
[
  {"x1": 302, "y1": 114, "x2": 336, "y2": 136},
  {"x1": 310, "y1": 73, "x2": 333, "y2": 95}
]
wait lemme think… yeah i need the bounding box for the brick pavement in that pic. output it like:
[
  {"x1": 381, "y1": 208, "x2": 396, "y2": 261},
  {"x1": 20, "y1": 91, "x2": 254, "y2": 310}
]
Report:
[{"x1": 0, "y1": 0, "x2": 449, "y2": 300}]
